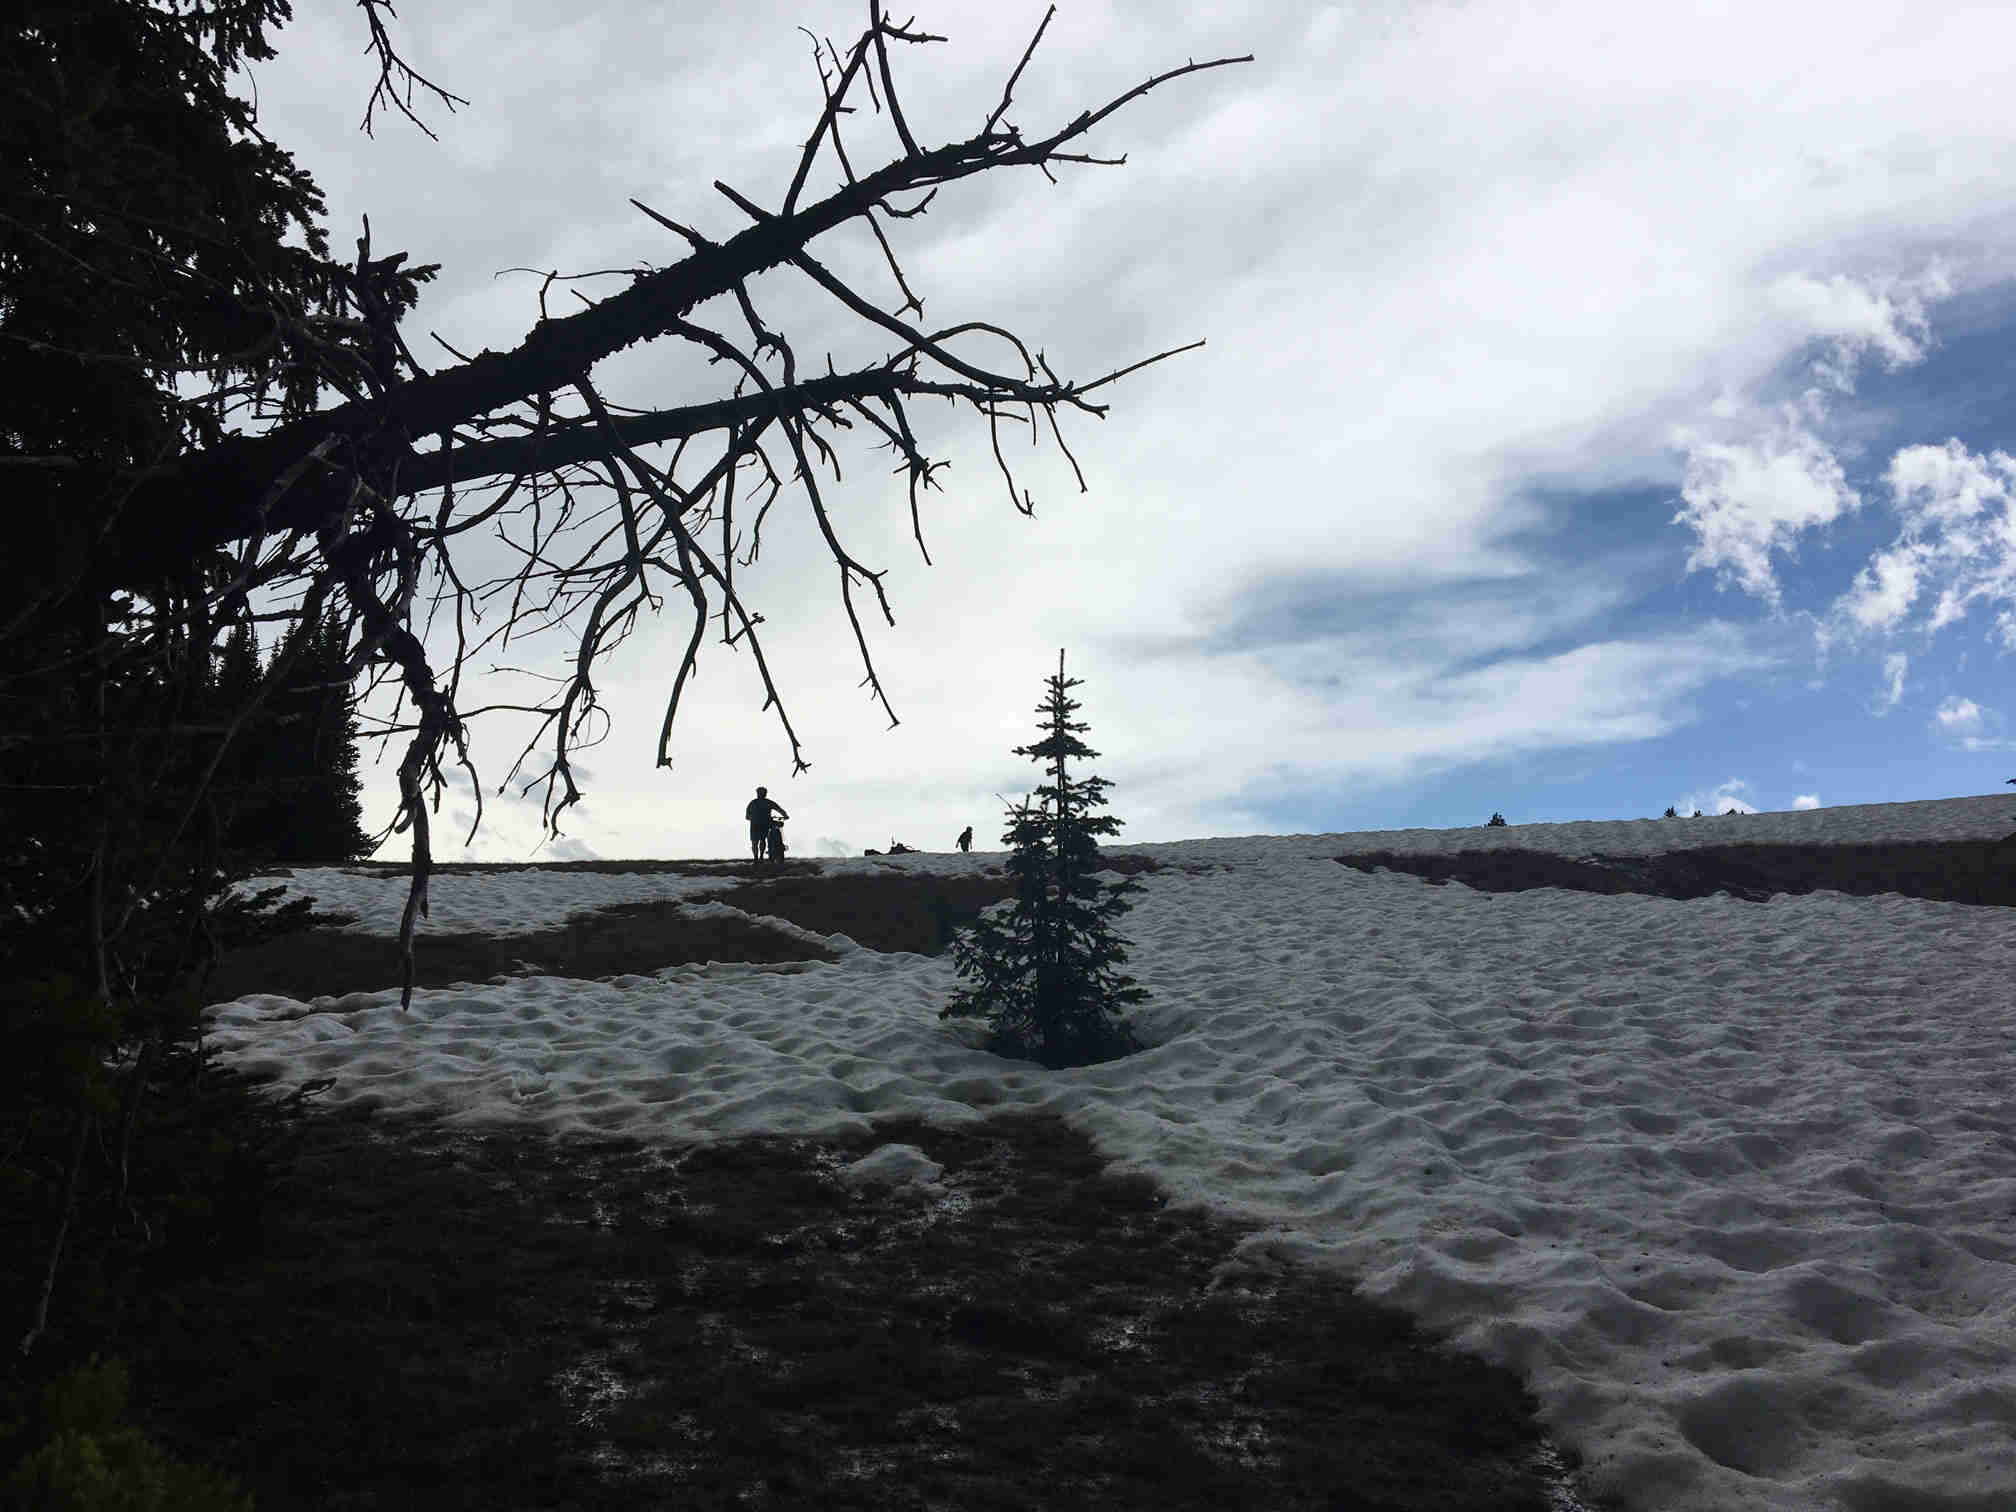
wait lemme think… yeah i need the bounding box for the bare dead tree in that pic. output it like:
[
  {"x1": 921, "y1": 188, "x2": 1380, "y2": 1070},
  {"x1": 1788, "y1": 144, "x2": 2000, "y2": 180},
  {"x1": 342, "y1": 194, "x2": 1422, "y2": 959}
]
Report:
[{"x1": 43, "y1": 3, "x2": 1251, "y2": 1008}]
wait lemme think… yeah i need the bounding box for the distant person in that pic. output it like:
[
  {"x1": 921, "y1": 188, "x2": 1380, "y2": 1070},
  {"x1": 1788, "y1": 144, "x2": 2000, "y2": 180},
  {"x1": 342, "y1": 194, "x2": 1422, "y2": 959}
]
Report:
[
  {"x1": 888, "y1": 839, "x2": 916, "y2": 855},
  {"x1": 745, "y1": 787, "x2": 788, "y2": 863},
  {"x1": 956, "y1": 825, "x2": 973, "y2": 853}
]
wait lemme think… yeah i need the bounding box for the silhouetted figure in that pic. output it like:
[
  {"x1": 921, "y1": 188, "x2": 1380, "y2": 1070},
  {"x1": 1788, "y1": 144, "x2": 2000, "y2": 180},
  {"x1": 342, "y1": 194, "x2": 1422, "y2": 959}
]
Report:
[
  {"x1": 888, "y1": 839, "x2": 916, "y2": 855},
  {"x1": 956, "y1": 825, "x2": 973, "y2": 853},
  {"x1": 863, "y1": 848, "x2": 882, "y2": 857},
  {"x1": 746, "y1": 787, "x2": 789, "y2": 863}
]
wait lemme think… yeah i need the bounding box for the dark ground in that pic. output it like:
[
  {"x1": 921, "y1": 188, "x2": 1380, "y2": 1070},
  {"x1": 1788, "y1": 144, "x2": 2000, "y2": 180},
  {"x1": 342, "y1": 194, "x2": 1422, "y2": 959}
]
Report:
[
  {"x1": 74, "y1": 837, "x2": 2011, "y2": 1509},
  {"x1": 1334, "y1": 834, "x2": 2016, "y2": 906}
]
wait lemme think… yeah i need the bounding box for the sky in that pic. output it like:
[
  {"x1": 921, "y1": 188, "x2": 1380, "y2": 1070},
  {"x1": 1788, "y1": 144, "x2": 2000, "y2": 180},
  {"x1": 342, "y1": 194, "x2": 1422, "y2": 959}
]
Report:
[{"x1": 230, "y1": 0, "x2": 2016, "y2": 862}]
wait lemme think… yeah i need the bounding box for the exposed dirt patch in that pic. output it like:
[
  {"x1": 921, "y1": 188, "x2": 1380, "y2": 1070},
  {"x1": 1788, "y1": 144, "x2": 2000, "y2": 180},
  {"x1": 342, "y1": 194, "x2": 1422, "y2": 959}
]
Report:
[
  {"x1": 686, "y1": 873, "x2": 1019, "y2": 957},
  {"x1": 210, "y1": 858, "x2": 1172, "y2": 999},
  {"x1": 201, "y1": 903, "x2": 842, "y2": 1003},
  {"x1": 1336, "y1": 838, "x2": 2016, "y2": 907},
  {"x1": 110, "y1": 1099, "x2": 1612, "y2": 1512},
  {"x1": 336, "y1": 858, "x2": 812, "y2": 879}
]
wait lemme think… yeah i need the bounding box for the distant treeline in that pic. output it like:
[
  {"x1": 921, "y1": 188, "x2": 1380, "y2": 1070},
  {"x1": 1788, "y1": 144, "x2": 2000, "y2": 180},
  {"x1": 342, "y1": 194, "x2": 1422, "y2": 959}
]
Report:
[{"x1": 206, "y1": 606, "x2": 373, "y2": 866}]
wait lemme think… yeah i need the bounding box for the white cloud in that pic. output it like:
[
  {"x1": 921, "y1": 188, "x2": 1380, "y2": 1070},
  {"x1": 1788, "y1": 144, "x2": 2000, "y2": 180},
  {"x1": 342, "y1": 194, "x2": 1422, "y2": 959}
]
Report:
[
  {"x1": 1838, "y1": 542, "x2": 1929, "y2": 632},
  {"x1": 1156, "y1": 624, "x2": 1772, "y2": 816},
  {"x1": 1890, "y1": 439, "x2": 2016, "y2": 530},
  {"x1": 1671, "y1": 412, "x2": 1861, "y2": 605},
  {"x1": 1934, "y1": 696, "x2": 1983, "y2": 734},
  {"x1": 1872, "y1": 651, "x2": 1908, "y2": 711},
  {"x1": 1670, "y1": 263, "x2": 1957, "y2": 611},
  {"x1": 1792, "y1": 793, "x2": 1821, "y2": 810},
  {"x1": 1764, "y1": 264, "x2": 1952, "y2": 393},
  {"x1": 1680, "y1": 777, "x2": 1757, "y2": 816},
  {"x1": 1828, "y1": 441, "x2": 2016, "y2": 647}
]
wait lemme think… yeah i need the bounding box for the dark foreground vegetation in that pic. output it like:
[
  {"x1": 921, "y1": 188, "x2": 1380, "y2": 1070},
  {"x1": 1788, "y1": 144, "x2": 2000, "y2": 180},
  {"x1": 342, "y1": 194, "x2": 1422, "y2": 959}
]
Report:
[{"x1": 80, "y1": 1099, "x2": 1599, "y2": 1512}]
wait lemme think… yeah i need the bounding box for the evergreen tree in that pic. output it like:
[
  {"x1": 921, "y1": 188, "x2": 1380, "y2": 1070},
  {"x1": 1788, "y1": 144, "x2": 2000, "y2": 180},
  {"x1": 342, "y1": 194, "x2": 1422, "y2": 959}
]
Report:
[
  {"x1": 213, "y1": 621, "x2": 261, "y2": 718},
  {"x1": 308, "y1": 609, "x2": 372, "y2": 861},
  {"x1": 940, "y1": 650, "x2": 1147, "y2": 1069},
  {"x1": 208, "y1": 618, "x2": 262, "y2": 847},
  {"x1": 4, "y1": 0, "x2": 372, "y2": 626},
  {"x1": 2, "y1": 0, "x2": 377, "y2": 991},
  {"x1": 227, "y1": 605, "x2": 371, "y2": 862}
]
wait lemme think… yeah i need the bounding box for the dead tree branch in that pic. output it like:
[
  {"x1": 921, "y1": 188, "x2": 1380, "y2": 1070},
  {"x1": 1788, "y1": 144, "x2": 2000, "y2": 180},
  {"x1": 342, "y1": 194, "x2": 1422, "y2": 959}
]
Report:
[
  {"x1": 48, "y1": 6, "x2": 1247, "y2": 1006},
  {"x1": 355, "y1": 0, "x2": 470, "y2": 140}
]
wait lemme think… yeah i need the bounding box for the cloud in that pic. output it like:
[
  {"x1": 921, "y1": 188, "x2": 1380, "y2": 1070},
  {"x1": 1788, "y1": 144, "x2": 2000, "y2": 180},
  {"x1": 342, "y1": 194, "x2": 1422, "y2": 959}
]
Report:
[
  {"x1": 1934, "y1": 695, "x2": 1983, "y2": 734},
  {"x1": 1671, "y1": 411, "x2": 1861, "y2": 605},
  {"x1": 1124, "y1": 621, "x2": 1773, "y2": 822},
  {"x1": 1680, "y1": 777, "x2": 1756, "y2": 816},
  {"x1": 1792, "y1": 793, "x2": 1821, "y2": 810},
  {"x1": 1878, "y1": 652, "x2": 1908, "y2": 710},
  {"x1": 1837, "y1": 542, "x2": 1931, "y2": 633},
  {"x1": 1829, "y1": 441, "x2": 2016, "y2": 644},
  {"x1": 1764, "y1": 264, "x2": 1952, "y2": 394},
  {"x1": 1671, "y1": 263, "x2": 1958, "y2": 612},
  {"x1": 1905, "y1": 446, "x2": 2016, "y2": 633},
  {"x1": 1890, "y1": 439, "x2": 2016, "y2": 531},
  {"x1": 816, "y1": 837, "x2": 855, "y2": 858}
]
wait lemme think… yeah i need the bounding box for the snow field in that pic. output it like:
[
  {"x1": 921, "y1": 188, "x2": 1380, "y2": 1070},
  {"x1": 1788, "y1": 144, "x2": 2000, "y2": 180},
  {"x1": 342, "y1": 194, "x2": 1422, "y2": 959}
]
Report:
[{"x1": 208, "y1": 793, "x2": 2016, "y2": 1511}]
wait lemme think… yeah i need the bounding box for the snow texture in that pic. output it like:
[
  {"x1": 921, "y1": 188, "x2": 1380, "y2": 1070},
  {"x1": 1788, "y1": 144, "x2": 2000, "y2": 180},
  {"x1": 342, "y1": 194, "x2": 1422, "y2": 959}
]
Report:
[{"x1": 208, "y1": 794, "x2": 2016, "y2": 1511}]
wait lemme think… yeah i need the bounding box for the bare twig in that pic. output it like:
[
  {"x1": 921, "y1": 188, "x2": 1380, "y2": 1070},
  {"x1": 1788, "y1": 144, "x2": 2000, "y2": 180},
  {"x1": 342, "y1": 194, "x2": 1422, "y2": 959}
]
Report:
[
  {"x1": 985, "y1": 4, "x2": 1055, "y2": 135},
  {"x1": 355, "y1": 0, "x2": 470, "y2": 140}
]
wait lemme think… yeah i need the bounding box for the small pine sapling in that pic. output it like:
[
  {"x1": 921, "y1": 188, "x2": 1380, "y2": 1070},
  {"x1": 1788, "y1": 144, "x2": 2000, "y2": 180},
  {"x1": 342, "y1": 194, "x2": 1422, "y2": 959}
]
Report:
[{"x1": 940, "y1": 650, "x2": 1147, "y2": 1069}]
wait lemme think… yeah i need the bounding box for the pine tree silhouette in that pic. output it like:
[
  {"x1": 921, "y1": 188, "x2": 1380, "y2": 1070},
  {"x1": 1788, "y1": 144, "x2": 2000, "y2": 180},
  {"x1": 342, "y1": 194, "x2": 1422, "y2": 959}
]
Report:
[
  {"x1": 209, "y1": 619, "x2": 264, "y2": 855},
  {"x1": 226, "y1": 606, "x2": 371, "y2": 863},
  {"x1": 940, "y1": 650, "x2": 1147, "y2": 1069},
  {"x1": 305, "y1": 608, "x2": 371, "y2": 861}
]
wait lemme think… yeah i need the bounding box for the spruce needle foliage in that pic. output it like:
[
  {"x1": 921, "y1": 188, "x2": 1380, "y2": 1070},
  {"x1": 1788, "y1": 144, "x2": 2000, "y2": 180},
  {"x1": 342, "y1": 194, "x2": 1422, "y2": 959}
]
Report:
[
  {"x1": 226, "y1": 605, "x2": 373, "y2": 863},
  {"x1": 941, "y1": 651, "x2": 1147, "y2": 1069}
]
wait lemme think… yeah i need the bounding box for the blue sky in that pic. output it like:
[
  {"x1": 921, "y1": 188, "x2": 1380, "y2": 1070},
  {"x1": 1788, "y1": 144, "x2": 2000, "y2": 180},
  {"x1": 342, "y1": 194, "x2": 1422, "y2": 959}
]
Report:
[
  {"x1": 1352, "y1": 276, "x2": 2016, "y2": 832},
  {"x1": 235, "y1": 0, "x2": 2016, "y2": 858}
]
